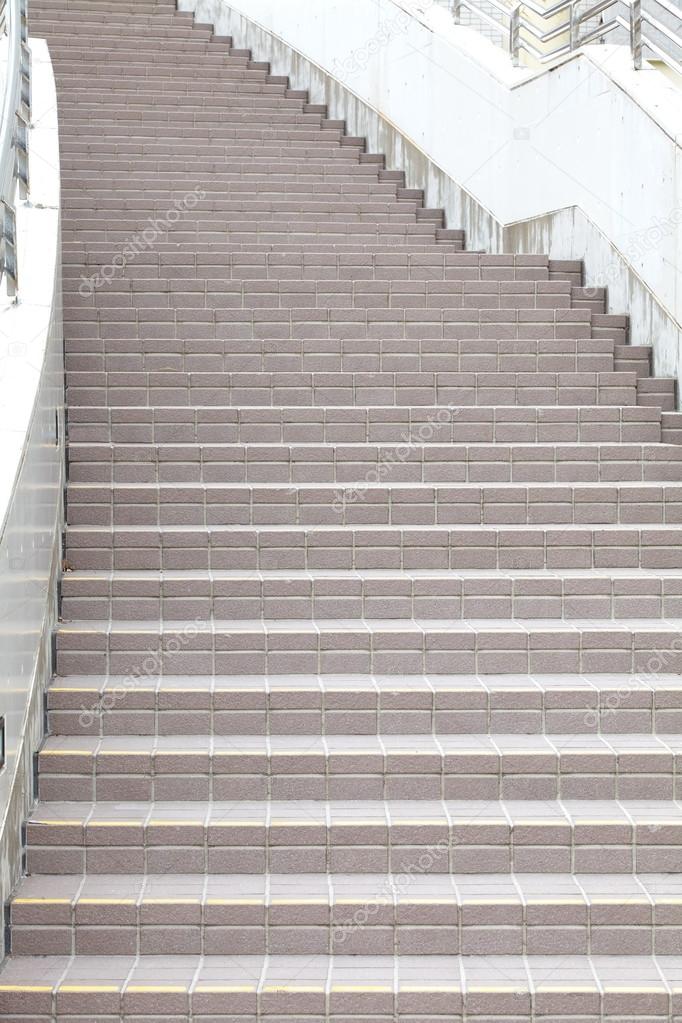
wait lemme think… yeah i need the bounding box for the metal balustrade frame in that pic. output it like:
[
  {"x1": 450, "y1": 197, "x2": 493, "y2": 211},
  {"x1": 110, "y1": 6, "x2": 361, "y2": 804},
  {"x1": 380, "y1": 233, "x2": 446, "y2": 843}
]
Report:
[
  {"x1": 0, "y1": 0, "x2": 30, "y2": 297},
  {"x1": 443, "y1": 0, "x2": 681, "y2": 73}
]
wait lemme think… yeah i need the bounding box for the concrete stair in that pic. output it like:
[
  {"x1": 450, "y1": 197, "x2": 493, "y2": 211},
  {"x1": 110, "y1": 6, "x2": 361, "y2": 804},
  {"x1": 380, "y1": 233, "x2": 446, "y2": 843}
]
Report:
[{"x1": 3, "y1": 0, "x2": 682, "y2": 1018}]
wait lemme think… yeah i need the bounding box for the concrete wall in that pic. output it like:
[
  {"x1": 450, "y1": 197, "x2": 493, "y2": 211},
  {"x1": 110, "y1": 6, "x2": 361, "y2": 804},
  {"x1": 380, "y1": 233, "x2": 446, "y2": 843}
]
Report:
[
  {"x1": 179, "y1": 0, "x2": 682, "y2": 395},
  {"x1": 0, "y1": 38, "x2": 64, "y2": 955}
]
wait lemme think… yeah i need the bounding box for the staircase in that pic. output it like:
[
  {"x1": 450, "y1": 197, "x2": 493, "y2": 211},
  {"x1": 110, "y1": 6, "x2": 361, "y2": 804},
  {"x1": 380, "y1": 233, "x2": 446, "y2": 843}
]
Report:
[{"x1": 4, "y1": 0, "x2": 682, "y2": 1016}]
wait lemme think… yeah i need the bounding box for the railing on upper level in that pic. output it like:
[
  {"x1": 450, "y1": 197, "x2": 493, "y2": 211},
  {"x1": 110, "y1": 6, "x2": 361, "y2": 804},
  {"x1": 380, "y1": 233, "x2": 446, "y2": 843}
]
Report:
[
  {"x1": 0, "y1": 0, "x2": 30, "y2": 298},
  {"x1": 438, "y1": 0, "x2": 681, "y2": 72}
]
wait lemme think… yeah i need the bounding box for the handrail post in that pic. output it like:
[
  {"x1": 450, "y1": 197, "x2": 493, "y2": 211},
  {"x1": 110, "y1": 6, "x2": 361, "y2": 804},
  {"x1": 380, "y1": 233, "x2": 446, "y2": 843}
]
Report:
[
  {"x1": 510, "y1": 4, "x2": 521, "y2": 63},
  {"x1": 631, "y1": 0, "x2": 643, "y2": 68},
  {"x1": 569, "y1": 0, "x2": 580, "y2": 49},
  {"x1": 451, "y1": 0, "x2": 462, "y2": 23}
]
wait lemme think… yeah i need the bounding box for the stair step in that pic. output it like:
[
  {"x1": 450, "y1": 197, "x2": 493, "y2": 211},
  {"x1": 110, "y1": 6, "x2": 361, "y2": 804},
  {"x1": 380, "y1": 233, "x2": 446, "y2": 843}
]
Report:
[
  {"x1": 66, "y1": 404, "x2": 663, "y2": 446},
  {"x1": 58, "y1": 565, "x2": 682, "y2": 622},
  {"x1": 2, "y1": 952, "x2": 682, "y2": 1018},
  {"x1": 63, "y1": 522, "x2": 682, "y2": 573},
  {"x1": 66, "y1": 369, "x2": 640, "y2": 410},
  {"x1": 24, "y1": 799, "x2": 682, "y2": 875},
  {"x1": 35, "y1": 732, "x2": 682, "y2": 803},
  {"x1": 47, "y1": 672, "x2": 682, "y2": 737},
  {"x1": 10, "y1": 871, "x2": 682, "y2": 956},
  {"x1": 54, "y1": 617, "x2": 682, "y2": 677},
  {"x1": 63, "y1": 480, "x2": 682, "y2": 529},
  {"x1": 64, "y1": 441, "x2": 682, "y2": 486}
]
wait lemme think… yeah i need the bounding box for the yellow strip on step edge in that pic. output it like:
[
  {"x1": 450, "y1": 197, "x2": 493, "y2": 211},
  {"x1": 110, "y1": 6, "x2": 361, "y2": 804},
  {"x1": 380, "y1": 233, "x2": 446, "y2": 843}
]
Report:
[
  {"x1": 59, "y1": 986, "x2": 120, "y2": 994},
  {"x1": 0, "y1": 985, "x2": 54, "y2": 993},
  {"x1": 12, "y1": 898, "x2": 72, "y2": 905},
  {"x1": 263, "y1": 986, "x2": 325, "y2": 993},
  {"x1": 331, "y1": 985, "x2": 393, "y2": 992},
  {"x1": 125, "y1": 986, "x2": 189, "y2": 994},
  {"x1": 194, "y1": 985, "x2": 257, "y2": 993}
]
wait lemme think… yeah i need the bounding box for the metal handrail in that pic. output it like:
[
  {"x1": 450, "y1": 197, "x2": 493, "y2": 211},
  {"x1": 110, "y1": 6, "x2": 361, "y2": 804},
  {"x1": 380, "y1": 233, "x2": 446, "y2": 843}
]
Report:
[
  {"x1": 450, "y1": 0, "x2": 682, "y2": 75},
  {"x1": 0, "y1": 0, "x2": 30, "y2": 297}
]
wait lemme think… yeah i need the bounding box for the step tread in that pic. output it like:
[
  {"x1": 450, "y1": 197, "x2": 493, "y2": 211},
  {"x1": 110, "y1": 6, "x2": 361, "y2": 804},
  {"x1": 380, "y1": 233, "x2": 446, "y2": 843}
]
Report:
[
  {"x1": 27, "y1": 797, "x2": 682, "y2": 823},
  {"x1": 55, "y1": 616, "x2": 682, "y2": 631},
  {"x1": 58, "y1": 566, "x2": 682, "y2": 580},
  {"x1": 37, "y1": 731, "x2": 682, "y2": 754},
  {"x1": 11, "y1": 870, "x2": 682, "y2": 904},
  {"x1": 49, "y1": 671, "x2": 682, "y2": 693}
]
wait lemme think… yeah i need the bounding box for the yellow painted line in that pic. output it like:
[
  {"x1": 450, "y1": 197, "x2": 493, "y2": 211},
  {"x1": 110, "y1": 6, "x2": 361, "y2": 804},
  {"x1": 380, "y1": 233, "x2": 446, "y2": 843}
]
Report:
[
  {"x1": 391, "y1": 819, "x2": 447, "y2": 826},
  {"x1": 336, "y1": 898, "x2": 391, "y2": 905},
  {"x1": 271, "y1": 898, "x2": 327, "y2": 905},
  {"x1": 0, "y1": 985, "x2": 53, "y2": 992},
  {"x1": 79, "y1": 898, "x2": 136, "y2": 906},
  {"x1": 209, "y1": 821, "x2": 263, "y2": 828},
  {"x1": 40, "y1": 750, "x2": 92, "y2": 757},
  {"x1": 142, "y1": 898, "x2": 200, "y2": 905},
  {"x1": 13, "y1": 898, "x2": 72, "y2": 905},
  {"x1": 536, "y1": 985, "x2": 598, "y2": 993},
  {"x1": 398, "y1": 897, "x2": 456, "y2": 905},
  {"x1": 97, "y1": 751, "x2": 152, "y2": 757},
  {"x1": 572, "y1": 818, "x2": 627, "y2": 825},
  {"x1": 604, "y1": 986, "x2": 665, "y2": 993},
  {"x1": 151, "y1": 751, "x2": 207, "y2": 757},
  {"x1": 194, "y1": 985, "x2": 256, "y2": 993},
  {"x1": 31, "y1": 820, "x2": 84, "y2": 826},
  {"x1": 206, "y1": 898, "x2": 263, "y2": 906},
  {"x1": 263, "y1": 985, "x2": 325, "y2": 993},
  {"x1": 514, "y1": 819, "x2": 568, "y2": 826},
  {"x1": 590, "y1": 897, "x2": 648, "y2": 904},
  {"x1": 88, "y1": 821, "x2": 143, "y2": 828},
  {"x1": 126, "y1": 985, "x2": 188, "y2": 994},
  {"x1": 214, "y1": 751, "x2": 259, "y2": 757},
  {"x1": 331, "y1": 985, "x2": 391, "y2": 993},
  {"x1": 60, "y1": 985, "x2": 119, "y2": 994},
  {"x1": 461, "y1": 898, "x2": 519, "y2": 905},
  {"x1": 525, "y1": 897, "x2": 584, "y2": 905},
  {"x1": 50, "y1": 687, "x2": 99, "y2": 692},
  {"x1": 400, "y1": 985, "x2": 461, "y2": 993},
  {"x1": 270, "y1": 751, "x2": 323, "y2": 758},
  {"x1": 469, "y1": 986, "x2": 526, "y2": 993},
  {"x1": 147, "y1": 820, "x2": 203, "y2": 827},
  {"x1": 270, "y1": 820, "x2": 325, "y2": 827}
]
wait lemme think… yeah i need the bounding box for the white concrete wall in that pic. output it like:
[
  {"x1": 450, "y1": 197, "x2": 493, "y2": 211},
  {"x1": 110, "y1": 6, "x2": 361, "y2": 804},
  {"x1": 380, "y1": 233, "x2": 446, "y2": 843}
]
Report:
[
  {"x1": 0, "y1": 38, "x2": 64, "y2": 951},
  {"x1": 181, "y1": 0, "x2": 682, "y2": 393}
]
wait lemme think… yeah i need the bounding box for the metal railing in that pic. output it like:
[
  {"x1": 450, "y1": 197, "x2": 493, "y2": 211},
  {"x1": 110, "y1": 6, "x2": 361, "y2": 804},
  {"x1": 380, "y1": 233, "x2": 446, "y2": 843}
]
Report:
[
  {"x1": 0, "y1": 0, "x2": 29, "y2": 297},
  {"x1": 441, "y1": 0, "x2": 681, "y2": 74}
]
